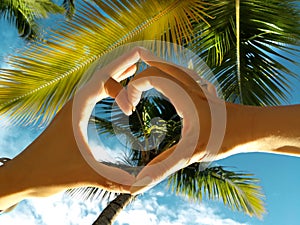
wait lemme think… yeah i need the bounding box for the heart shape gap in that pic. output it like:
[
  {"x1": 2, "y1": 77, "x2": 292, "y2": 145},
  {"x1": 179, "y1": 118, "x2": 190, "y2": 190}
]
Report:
[{"x1": 90, "y1": 68, "x2": 183, "y2": 176}]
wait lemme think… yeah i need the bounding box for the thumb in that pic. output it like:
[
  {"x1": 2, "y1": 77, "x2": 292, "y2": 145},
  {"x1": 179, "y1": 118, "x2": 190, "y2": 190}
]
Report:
[
  {"x1": 127, "y1": 75, "x2": 154, "y2": 110},
  {"x1": 115, "y1": 88, "x2": 133, "y2": 116},
  {"x1": 104, "y1": 77, "x2": 134, "y2": 116},
  {"x1": 127, "y1": 84, "x2": 143, "y2": 111}
]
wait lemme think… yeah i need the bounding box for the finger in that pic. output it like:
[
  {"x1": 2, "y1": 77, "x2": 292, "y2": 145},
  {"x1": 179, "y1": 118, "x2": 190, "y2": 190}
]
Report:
[
  {"x1": 127, "y1": 67, "x2": 200, "y2": 118},
  {"x1": 103, "y1": 78, "x2": 132, "y2": 115},
  {"x1": 207, "y1": 82, "x2": 218, "y2": 97},
  {"x1": 127, "y1": 76, "x2": 152, "y2": 109},
  {"x1": 98, "y1": 167, "x2": 136, "y2": 193},
  {"x1": 104, "y1": 65, "x2": 137, "y2": 115},
  {"x1": 102, "y1": 47, "x2": 144, "y2": 81},
  {"x1": 141, "y1": 61, "x2": 202, "y2": 91},
  {"x1": 130, "y1": 145, "x2": 187, "y2": 194},
  {"x1": 136, "y1": 48, "x2": 203, "y2": 81},
  {"x1": 115, "y1": 88, "x2": 133, "y2": 116},
  {"x1": 87, "y1": 47, "x2": 142, "y2": 87},
  {"x1": 87, "y1": 157, "x2": 136, "y2": 192},
  {"x1": 104, "y1": 78, "x2": 123, "y2": 99},
  {"x1": 134, "y1": 48, "x2": 219, "y2": 97},
  {"x1": 114, "y1": 64, "x2": 137, "y2": 82}
]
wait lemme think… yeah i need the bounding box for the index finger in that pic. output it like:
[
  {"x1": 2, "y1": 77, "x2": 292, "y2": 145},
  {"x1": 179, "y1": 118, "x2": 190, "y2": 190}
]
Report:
[{"x1": 126, "y1": 67, "x2": 207, "y2": 192}]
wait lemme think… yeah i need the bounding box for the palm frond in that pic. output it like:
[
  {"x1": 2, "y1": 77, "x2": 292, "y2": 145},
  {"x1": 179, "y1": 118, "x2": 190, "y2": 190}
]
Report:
[
  {"x1": 65, "y1": 186, "x2": 118, "y2": 202},
  {"x1": 70, "y1": 94, "x2": 181, "y2": 201},
  {"x1": 62, "y1": 0, "x2": 76, "y2": 19},
  {"x1": 0, "y1": 0, "x2": 211, "y2": 125},
  {"x1": 92, "y1": 95, "x2": 181, "y2": 160},
  {"x1": 168, "y1": 164, "x2": 266, "y2": 218},
  {"x1": 190, "y1": 0, "x2": 300, "y2": 105},
  {"x1": 0, "y1": 0, "x2": 64, "y2": 39},
  {"x1": 90, "y1": 114, "x2": 145, "y2": 153}
]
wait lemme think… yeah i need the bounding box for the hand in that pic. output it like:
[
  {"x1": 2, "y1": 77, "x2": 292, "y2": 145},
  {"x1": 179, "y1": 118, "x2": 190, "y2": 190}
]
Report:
[
  {"x1": 69, "y1": 47, "x2": 172, "y2": 192},
  {"x1": 68, "y1": 46, "x2": 204, "y2": 192},
  {"x1": 12, "y1": 47, "x2": 222, "y2": 198},
  {"x1": 28, "y1": 46, "x2": 224, "y2": 196},
  {"x1": 1, "y1": 47, "x2": 155, "y2": 208},
  {"x1": 0, "y1": 48, "x2": 145, "y2": 211},
  {"x1": 113, "y1": 52, "x2": 226, "y2": 194},
  {"x1": 88, "y1": 47, "x2": 300, "y2": 196}
]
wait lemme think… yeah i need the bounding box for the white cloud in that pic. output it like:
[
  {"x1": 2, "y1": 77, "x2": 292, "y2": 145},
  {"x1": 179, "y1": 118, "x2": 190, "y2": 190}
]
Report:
[
  {"x1": 88, "y1": 140, "x2": 128, "y2": 164},
  {"x1": 115, "y1": 188, "x2": 249, "y2": 225},
  {"x1": 0, "y1": 124, "x2": 42, "y2": 158},
  {"x1": 0, "y1": 193, "x2": 102, "y2": 225},
  {"x1": 156, "y1": 191, "x2": 165, "y2": 197},
  {"x1": 0, "y1": 185, "x2": 250, "y2": 225},
  {"x1": 29, "y1": 194, "x2": 100, "y2": 225}
]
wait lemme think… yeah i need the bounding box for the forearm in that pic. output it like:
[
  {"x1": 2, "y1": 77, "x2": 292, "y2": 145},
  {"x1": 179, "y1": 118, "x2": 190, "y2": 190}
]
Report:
[
  {"x1": 0, "y1": 95, "x2": 135, "y2": 210},
  {"x1": 220, "y1": 103, "x2": 300, "y2": 158},
  {"x1": 0, "y1": 100, "x2": 92, "y2": 210},
  {"x1": 250, "y1": 104, "x2": 300, "y2": 155},
  {"x1": 0, "y1": 160, "x2": 32, "y2": 210}
]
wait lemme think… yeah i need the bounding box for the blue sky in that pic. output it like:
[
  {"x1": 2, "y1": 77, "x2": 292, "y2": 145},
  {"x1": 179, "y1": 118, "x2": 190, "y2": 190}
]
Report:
[{"x1": 0, "y1": 7, "x2": 300, "y2": 225}]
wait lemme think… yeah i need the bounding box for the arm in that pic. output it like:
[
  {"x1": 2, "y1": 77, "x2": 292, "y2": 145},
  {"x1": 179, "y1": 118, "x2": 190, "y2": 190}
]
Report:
[
  {"x1": 0, "y1": 46, "x2": 181, "y2": 211},
  {"x1": 69, "y1": 48, "x2": 300, "y2": 194},
  {"x1": 222, "y1": 103, "x2": 300, "y2": 158},
  {"x1": 0, "y1": 48, "x2": 144, "y2": 211},
  {"x1": 126, "y1": 66, "x2": 300, "y2": 193},
  {"x1": 0, "y1": 95, "x2": 134, "y2": 211}
]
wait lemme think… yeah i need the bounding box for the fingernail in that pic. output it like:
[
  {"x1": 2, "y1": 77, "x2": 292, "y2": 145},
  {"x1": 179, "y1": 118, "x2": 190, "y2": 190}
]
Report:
[{"x1": 125, "y1": 109, "x2": 132, "y2": 116}]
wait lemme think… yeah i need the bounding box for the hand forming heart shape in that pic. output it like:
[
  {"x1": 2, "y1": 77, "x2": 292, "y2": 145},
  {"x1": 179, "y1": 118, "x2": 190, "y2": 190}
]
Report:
[
  {"x1": 72, "y1": 45, "x2": 227, "y2": 195},
  {"x1": 0, "y1": 45, "x2": 227, "y2": 212}
]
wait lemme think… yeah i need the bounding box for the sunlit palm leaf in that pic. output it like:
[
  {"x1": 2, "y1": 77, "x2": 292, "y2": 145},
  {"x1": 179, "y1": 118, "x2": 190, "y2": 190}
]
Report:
[
  {"x1": 67, "y1": 95, "x2": 180, "y2": 200},
  {"x1": 0, "y1": 0, "x2": 64, "y2": 39},
  {"x1": 66, "y1": 186, "x2": 118, "y2": 202},
  {"x1": 168, "y1": 164, "x2": 266, "y2": 218},
  {"x1": 0, "y1": 0, "x2": 210, "y2": 125},
  {"x1": 68, "y1": 92, "x2": 265, "y2": 220},
  {"x1": 92, "y1": 96, "x2": 181, "y2": 160},
  {"x1": 190, "y1": 0, "x2": 300, "y2": 105},
  {"x1": 91, "y1": 98, "x2": 266, "y2": 219}
]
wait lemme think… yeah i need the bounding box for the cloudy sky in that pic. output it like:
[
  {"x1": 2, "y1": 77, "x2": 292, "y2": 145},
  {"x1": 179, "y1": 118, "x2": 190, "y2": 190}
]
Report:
[{"x1": 0, "y1": 6, "x2": 300, "y2": 225}]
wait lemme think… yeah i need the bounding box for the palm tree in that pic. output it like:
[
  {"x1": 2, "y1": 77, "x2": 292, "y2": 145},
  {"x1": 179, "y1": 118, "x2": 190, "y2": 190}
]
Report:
[
  {"x1": 190, "y1": 0, "x2": 300, "y2": 105},
  {"x1": 0, "y1": 0, "x2": 299, "y2": 224},
  {"x1": 0, "y1": 0, "x2": 298, "y2": 124},
  {"x1": 0, "y1": 0, "x2": 75, "y2": 40},
  {"x1": 74, "y1": 95, "x2": 265, "y2": 224},
  {"x1": 0, "y1": 0, "x2": 216, "y2": 125}
]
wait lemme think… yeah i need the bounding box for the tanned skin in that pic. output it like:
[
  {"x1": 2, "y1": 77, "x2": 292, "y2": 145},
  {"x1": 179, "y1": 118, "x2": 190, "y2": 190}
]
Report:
[{"x1": 1, "y1": 47, "x2": 299, "y2": 211}]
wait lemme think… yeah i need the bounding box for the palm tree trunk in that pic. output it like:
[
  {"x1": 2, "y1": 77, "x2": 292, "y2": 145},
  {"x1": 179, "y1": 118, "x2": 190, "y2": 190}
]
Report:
[{"x1": 92, "y1": 194, "x2": 134, "y2": 225}]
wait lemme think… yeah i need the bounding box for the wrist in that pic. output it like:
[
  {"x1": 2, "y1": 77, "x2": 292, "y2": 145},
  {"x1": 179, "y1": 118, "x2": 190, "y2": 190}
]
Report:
[
  {"x1": 219, "y1": 103, "x2": 300, "y2": 158},
  {"x1": 217, "y1": 103, "x2": 256, "y2": 159}
]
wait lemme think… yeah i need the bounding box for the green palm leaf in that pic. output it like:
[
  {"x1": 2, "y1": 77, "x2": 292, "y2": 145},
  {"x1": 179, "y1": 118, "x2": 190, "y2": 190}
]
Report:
[
  {"x1": 0, "y1": 0, "x2": 64, "y2": 39},
  {"x1": 190, "y1": 0, "x2": 300, "y2": 105},
  {"x1": 91, "y1": 95, "x2": 181, "y2": 161},
  {"x1": 0, "y1": 0, "x2": 211, "y2": 125},
  {"x1": 66, "y1": 186, "x2": 118, "y2": 202},
  {"x1": 66, "y1": 94, "x2": 181, "y2": 200},
  {"x1": 74, "y1": 95, "x2": 265, "y2": 220},
  {"x1": 62, "y1": 0, "x2": 76, "y2": 19},
  {"x1": 168, "y1": 164, "x2": 266, "y2": 218}
]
